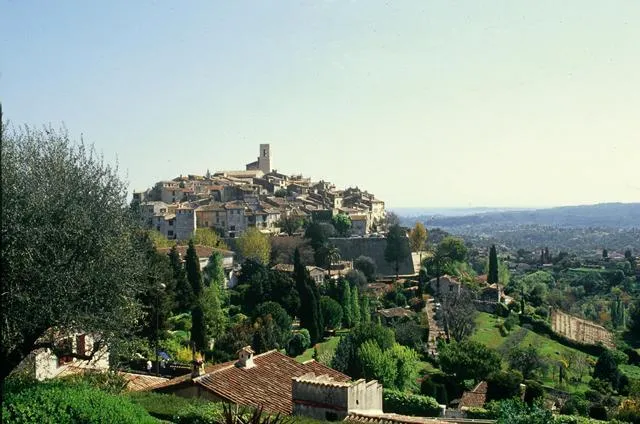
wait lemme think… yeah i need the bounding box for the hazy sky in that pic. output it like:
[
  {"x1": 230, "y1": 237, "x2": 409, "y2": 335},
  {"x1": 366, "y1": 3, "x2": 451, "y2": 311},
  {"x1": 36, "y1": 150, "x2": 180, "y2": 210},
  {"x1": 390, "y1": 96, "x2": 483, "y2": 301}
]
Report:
[{"x1": 2, "y1": 1, "x2": 639, "y2": 208}]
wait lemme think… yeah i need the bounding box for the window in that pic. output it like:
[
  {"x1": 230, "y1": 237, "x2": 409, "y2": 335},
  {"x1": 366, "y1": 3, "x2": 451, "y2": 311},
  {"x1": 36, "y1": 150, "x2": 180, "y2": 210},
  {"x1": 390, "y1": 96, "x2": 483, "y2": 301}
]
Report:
[
  {"x1": 57, "y1": 337, "x2": 73, "y2": 367},
  {"x1": 76, "y1": 334, "x2": 86, "y2": 357},
  {"x1": 168, "y1": 230, "x2": 174, "y2": 236}
]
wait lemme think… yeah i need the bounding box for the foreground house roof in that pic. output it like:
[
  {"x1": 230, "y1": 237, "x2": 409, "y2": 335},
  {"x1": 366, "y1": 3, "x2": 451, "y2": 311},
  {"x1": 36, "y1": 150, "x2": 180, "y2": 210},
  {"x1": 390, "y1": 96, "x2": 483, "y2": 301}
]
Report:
[
  {"x1": 155, "y1": 350, "x2": 349, "y2": 415},
  {"x1": 346, "y1": 411, "x2": 493, "y2": 424},
  {"x1": 459, "y1": 381, "x2": 488, "y2": 409}
]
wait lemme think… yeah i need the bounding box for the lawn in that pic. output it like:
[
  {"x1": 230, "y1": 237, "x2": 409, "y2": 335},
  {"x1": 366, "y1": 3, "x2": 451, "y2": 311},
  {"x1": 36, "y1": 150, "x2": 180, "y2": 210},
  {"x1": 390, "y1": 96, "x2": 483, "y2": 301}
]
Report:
[
  {"x1": 620, "y1": 364, "x2": 640, "y2": 380},
  {"x1": 470, "y1": 313, "x2": 506, "y2": 350},
  {"x1": 295, "y1": 336, "x2": 341, "y2": 363}
]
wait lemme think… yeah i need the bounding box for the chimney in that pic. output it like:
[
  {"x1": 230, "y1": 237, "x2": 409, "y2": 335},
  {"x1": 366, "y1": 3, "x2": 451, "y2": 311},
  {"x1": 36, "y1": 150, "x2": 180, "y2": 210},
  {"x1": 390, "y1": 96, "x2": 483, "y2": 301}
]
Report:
[
  {"x1": 191, "y1": 351, "x2": 205, "y2": 378},
  {"x1": 236, "y1": 346, "x2": 255, "y2": 369}
]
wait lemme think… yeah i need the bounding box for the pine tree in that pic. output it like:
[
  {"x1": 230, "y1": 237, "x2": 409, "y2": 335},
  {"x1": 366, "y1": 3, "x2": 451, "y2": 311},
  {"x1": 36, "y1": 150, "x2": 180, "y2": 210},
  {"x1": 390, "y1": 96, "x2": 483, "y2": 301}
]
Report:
[
  {"x1": 351, "y1": 286, "x2": 361, "y2": 325},
  {"x1": 488, "y1": 245, "x2": 499, "y2": 285},
  {"x1": 170, "y1": 245, "x2": 193, "y2": 312}
]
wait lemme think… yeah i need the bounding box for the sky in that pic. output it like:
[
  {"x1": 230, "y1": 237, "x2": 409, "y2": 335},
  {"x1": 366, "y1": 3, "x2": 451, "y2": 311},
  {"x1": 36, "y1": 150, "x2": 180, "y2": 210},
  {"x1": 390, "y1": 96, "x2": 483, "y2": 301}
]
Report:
[{"x1": 2, "y1": 1, "x2": 639, "y2": 208}]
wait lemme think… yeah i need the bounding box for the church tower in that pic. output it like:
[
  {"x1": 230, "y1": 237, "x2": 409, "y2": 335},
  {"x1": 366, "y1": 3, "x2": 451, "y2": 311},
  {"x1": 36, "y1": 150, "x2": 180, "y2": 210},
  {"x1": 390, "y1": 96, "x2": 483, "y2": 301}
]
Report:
[{"x1": 258, "y1": 144, "x2": 271, "y2": 174}]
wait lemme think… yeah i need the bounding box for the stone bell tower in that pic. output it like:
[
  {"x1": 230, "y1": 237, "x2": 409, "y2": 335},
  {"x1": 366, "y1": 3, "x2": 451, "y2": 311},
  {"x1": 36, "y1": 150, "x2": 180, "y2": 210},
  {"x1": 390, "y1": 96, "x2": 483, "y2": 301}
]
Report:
[{"x1": 258, "y1": 144, "x2": 271, "y2": 174}]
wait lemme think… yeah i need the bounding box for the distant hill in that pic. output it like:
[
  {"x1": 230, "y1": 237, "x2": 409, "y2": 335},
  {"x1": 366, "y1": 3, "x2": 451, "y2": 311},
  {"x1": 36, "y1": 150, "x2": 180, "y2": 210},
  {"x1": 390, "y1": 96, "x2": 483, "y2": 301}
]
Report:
[
  {"x1": 398, "y1": 203, "x2": 640, "y2": 252},
  {"x1": 400, "y1": 203, "x2": 640, "y2": 229},
  {"x1": 391, "y1": 207, "x2": 528, "y2": 217}
]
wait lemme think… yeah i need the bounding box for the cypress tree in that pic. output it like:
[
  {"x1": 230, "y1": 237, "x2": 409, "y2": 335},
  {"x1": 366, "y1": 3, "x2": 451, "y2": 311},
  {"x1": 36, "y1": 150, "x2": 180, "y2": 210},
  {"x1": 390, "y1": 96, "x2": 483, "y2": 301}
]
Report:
[
  {"x1": 351, "y1": 286, "x2": 361, "y2": 325},
  {"x1": 294, "y1": 248, "x2": 322, "y2": 344},
  {"x1": 341, "y1": 280, "x2": 352, "y2": 328},
  {"x1": 361, "y1": 295, "x2": 371, "y2": 324},
  {"x1": 190, "y1": 304, "x2": 206, "y2": 352},
  {"x1": 185, "y1": 239, "x2": 203, "y2": 297},
  {"x1": 488, "y1": 245, "x2": 499, "y2": 285},
  {"x1": 169, "y1": 245, "x2": 193, "y2": 312},
  {"x1": 186, "y1": 240, "x2": 206, "y2": 351}
]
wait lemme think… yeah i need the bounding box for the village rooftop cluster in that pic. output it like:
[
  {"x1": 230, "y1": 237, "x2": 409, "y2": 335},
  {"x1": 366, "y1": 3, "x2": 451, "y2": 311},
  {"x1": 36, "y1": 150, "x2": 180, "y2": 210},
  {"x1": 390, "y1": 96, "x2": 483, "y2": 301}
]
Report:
[{"x1": 133, "y1": 144, "x2": 386, "y2": 240}]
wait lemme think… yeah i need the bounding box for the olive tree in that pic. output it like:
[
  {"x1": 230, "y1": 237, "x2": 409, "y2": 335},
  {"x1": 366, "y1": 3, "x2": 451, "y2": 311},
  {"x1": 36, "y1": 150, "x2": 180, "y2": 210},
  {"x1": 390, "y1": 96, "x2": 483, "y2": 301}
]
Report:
[{"x1": 1, "y1": 123, "x2": 147, "y2": 380}]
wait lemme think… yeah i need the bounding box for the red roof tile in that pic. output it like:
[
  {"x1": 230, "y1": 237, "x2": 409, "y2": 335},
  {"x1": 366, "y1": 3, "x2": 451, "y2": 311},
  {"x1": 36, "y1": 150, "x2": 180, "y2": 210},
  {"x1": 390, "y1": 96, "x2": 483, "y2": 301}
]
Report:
[
  {"x1": 459, "y1": 381, "x2": 488, "y2": 409},
  {"x1": 176, "y1": 350, "x2": 349, "y2": 415},
  {"x1": 119, "y1": 372, "x2": 170, "y2": 392}
]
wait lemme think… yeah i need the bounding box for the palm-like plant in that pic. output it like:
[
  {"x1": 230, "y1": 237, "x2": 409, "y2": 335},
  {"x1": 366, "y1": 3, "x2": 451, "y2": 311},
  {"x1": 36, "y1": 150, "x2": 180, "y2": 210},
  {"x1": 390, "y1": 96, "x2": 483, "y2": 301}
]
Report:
[{"x1": 325, "y1": 244, "x2": 341, "y2": 279}]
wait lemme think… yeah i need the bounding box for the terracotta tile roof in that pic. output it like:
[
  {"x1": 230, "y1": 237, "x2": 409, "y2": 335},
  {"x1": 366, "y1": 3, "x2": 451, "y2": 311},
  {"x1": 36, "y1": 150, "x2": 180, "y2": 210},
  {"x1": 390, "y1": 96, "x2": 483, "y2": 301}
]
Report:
[
  {"x1": 193, "y1": 350, "x2": 349, "y2": 415},
  {"x1": 157, "y1": 245, "x2": 234, "y2": 259},
  {"x1": 459, "y1": 381, "x2": 488, "y2": 409},
  {"x1": 271, "y1": 264, "x2": 295, "y2": 272},
  {"x1": 119, "y1": 372, "x2": 170, "y2": 391},
  {"x1": 376, "y1": 307, "x2": 416, "y2": 319},
  {"x1": 346, "y1": 412, "x2": 471, "y2": 424},
  {"x1": 152, "y1": 362, "x2": 231, "y2": 391}
]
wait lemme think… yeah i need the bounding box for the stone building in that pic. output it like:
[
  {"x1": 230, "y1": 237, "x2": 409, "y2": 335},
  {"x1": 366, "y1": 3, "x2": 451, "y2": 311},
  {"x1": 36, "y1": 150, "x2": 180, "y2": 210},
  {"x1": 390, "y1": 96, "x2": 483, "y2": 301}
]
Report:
[
  {"x1": 246, "y1": 144, "x2": 271, "y2": 174},
  {"x1": 292, "y1": 374, "x2": 383, "y2": 421},
  {"x1": 175, "y1": 206, "x2": 197, "y2": 240},
  {"x1": 16, "y1": 332, "x2": 110, "y2": 381}
]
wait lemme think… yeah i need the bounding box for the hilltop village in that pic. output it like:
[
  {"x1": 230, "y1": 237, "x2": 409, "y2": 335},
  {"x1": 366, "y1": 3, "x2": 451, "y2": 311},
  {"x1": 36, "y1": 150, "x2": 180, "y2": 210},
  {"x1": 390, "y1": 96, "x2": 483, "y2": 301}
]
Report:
[
  {"x1": 5, "y1": 129, "x2": 640, "y2": 424},
  {"x1": 133, "y1": 144, "x2": 386, "y2": 240}
]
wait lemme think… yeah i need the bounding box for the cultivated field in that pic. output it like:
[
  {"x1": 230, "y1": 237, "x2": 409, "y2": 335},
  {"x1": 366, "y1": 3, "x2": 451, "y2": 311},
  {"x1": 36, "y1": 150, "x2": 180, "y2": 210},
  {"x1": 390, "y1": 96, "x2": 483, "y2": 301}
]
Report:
[{"x1": 550, "y1": 309, "x2": 614, "y2": 349}]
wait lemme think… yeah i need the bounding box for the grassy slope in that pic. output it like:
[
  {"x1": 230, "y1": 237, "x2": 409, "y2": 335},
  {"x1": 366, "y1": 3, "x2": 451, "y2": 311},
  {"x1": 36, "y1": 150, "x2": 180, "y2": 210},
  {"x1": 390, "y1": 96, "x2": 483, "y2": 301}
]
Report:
[
  {"x1": 470, "y1": 312, "x2": 595, "y2": 392},
  {"x1": 295, "y1": 336, "x2": 341, "y2": 363}
]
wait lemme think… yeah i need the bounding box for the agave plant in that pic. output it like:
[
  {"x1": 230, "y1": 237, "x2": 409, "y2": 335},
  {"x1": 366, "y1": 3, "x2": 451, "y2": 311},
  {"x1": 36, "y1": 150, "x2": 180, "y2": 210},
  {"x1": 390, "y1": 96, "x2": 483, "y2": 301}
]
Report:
[{"x1": 219, "y1": 403, "x2": 292, "y2": 424}]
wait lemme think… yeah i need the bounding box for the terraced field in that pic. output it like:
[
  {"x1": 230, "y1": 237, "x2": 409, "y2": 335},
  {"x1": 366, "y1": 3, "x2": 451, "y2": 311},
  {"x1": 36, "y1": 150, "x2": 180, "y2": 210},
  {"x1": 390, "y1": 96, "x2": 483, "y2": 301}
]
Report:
[{"x1": 551, "y1": 309, "x2": 614, "y2": 348}]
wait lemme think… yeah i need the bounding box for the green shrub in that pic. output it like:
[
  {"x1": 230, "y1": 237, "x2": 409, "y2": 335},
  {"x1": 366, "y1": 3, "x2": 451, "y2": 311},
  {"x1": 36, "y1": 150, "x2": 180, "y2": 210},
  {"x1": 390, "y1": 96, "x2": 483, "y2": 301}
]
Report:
[
  {"x1": 174, "y1": 403, "x2": 290, "y2": 424},
  {"x1": 129, "y1": 391, "x2": 210, "y2": 421},
  {"x1": 523, "y1": 380, "x2": 544, "y2": 405},
  {"x1": 169, "y1": 312, "x2": 193, "y2": 332},
  {"x1": 498, "y1": 323, "x2": 509, "y2": 337},
  {"x1": 60, "y1": 370, "x2": 129, "y2": 394},
  {"x1": 174, "y1": 402, "x2": 224, "y2": 424},
  {"x1": 553, "y1": 415, "x2": 611, "y2": 423},
  {"x1": 2, "y1": 380, "x2": 155, "y2": 424},
  {"x1": 382, "y1": 389, "x2": 440, "y2": 417},
  {"x1": 465, "y1": 407, "x2": 493, "y2": 419},
  {"x1": 504, "y1": 313, "x2": 519, "y2": 332}
]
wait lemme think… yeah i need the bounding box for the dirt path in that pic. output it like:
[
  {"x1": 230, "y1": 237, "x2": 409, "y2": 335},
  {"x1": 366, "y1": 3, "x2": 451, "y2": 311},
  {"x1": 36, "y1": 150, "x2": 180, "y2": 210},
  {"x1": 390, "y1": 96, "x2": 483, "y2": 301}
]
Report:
[{"x1": 424, "y1": 296, "x2": 444, "y2": 357}]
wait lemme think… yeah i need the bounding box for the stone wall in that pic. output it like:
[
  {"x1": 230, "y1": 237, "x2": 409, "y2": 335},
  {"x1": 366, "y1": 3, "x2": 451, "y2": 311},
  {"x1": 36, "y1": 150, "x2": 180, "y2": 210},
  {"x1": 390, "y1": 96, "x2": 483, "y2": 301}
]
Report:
[{"x1": 328, "y1": 238, "x2": 414, "y2": 277}]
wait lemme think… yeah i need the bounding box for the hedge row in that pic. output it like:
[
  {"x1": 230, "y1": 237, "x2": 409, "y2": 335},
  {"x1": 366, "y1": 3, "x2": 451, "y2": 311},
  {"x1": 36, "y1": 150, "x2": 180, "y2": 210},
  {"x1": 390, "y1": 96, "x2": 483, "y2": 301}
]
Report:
[
  {"x1": 382, "y1": 389, "x2": 440, "y2": 417},
  {"x1": 2, "y1": 380, "x2": 156, "y2": 424},
  {"x1": 519, "y1": 314, "x2": 607, "y2": 357}
]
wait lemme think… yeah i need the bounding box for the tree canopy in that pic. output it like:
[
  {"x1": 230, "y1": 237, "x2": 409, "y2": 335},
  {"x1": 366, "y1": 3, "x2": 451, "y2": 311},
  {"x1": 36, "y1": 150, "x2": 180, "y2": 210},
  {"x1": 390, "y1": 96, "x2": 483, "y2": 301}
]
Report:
[
  {"x1": 408, "y1": 223, "x2": 428, "y2": 253},
  {"x1": 1, "y1": 125, "x2": 147, "y2": 379},
  {"x1": 332, "y1": 214, "x2": 352, "y2": 237},
  {"x1": 384, "y1": 224, "x2": 410, "y2": 279},
  {"x1": 438, "y1": 340, "x2": 501, "y2": 383},
  {"x1": 354, "y1": 256, "x2": 377, "y2": 281},
  {"x1": 236, "y1": 227, "x2": 271, "y2": 265}
]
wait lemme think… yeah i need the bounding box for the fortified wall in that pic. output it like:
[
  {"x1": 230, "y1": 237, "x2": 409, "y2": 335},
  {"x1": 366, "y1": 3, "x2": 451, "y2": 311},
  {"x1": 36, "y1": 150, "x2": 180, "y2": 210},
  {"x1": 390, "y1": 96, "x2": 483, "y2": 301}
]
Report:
[{"x1": 328, "y1": 237, "x2": 415, "y2": 277}]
